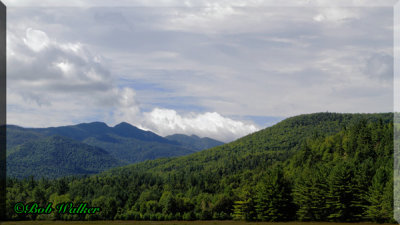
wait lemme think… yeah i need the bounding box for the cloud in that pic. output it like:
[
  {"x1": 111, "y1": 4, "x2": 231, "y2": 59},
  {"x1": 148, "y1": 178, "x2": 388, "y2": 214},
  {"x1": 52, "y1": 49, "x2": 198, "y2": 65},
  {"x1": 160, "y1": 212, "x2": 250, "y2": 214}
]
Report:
[
  {"x1": 363, "y1": 53, "x2": 393, "y2": 81},
  {"x1": 7, "y1": 27, "x2": 259, "y2": 141},
  {"x1": 313, "y1": 8, "x2": 360, "y2": 24},
  {"x1": 23, "y1": 28, "x2": 50, "y2": 52},
  {"x1": 142, "y1": 108, "x2": 258, "y2": 142},
  {"x1": 8, "y1": 27, "x2": 126, "y2": 123},
  {"x1": 112, "y1": 87, "x2": 142, "y2": 125},
  {"x1": 8, "y1": 28, "x2": 116, "y2": 105},
  {"x1": 111, "y1": 89, "x2": 260, "y2": 142}
]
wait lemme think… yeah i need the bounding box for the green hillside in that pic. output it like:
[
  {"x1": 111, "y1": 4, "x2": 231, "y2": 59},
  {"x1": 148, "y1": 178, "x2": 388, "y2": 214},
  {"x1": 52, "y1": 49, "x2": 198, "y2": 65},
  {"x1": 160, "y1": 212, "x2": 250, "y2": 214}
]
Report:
[
  {"x1": 165, "y1": 134, "x2": 224, "y2": 151},
  {"x1": 7, "y1": 136, "x2": 125, "y2": 179},
  {"x1": 121, "y1": 112, "x2": 392, "y2": 174},
  {"x1": 6, "y1": 112, "x2": 395, "y2": 222}
]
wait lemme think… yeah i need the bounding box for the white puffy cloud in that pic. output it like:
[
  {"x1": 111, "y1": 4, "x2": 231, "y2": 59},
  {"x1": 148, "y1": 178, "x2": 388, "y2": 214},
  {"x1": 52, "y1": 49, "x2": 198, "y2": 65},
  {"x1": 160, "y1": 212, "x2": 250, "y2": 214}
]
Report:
[{"x1": 142, "y1": 108, "x2": 258, "y2": 142}]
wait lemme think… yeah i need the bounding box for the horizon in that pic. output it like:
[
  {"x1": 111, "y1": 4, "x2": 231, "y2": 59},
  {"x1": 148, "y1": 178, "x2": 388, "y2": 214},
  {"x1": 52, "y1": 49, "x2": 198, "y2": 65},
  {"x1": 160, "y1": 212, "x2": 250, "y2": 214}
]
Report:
[{"x1": 7, "y1": 111, "x2": 396, "y2": 142}]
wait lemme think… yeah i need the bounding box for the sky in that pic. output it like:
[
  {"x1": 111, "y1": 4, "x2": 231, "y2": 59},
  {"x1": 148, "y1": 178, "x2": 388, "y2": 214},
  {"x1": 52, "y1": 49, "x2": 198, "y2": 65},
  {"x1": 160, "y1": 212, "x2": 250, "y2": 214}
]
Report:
[{"x1": 4, "y1": 0, "x2": 396, "y2": 142}]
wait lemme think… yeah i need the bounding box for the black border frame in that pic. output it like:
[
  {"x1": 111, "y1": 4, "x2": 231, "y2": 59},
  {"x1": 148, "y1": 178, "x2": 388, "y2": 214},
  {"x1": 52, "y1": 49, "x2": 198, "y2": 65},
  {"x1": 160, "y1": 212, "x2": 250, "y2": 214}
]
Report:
[{"x1": 0, "y1": 0, "x2": 6, "y2": 222}]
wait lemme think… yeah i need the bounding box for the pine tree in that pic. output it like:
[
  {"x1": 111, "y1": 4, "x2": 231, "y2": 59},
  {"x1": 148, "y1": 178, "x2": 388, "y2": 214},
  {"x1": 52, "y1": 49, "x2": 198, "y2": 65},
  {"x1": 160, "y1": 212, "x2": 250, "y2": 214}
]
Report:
[
  {"x1": 255, "y1": 165, "x2": 294, "y2": 221},
  {"x1": 294, "y1": 165, "x2": 329, "y2": 221},
  {"x1": 326, "y1": 161, "x2": 361, "y2": 221},
  {"x1": 365, "y1": 166, "x2": 392, "y2": 222}
]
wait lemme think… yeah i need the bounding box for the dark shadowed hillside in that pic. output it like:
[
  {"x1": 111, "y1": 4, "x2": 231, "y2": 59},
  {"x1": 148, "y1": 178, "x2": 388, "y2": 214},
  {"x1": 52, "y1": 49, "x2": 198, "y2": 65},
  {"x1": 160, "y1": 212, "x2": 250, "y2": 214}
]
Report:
[{"x1": 7, "y1": 135, "x2": 125, "y2": 179}]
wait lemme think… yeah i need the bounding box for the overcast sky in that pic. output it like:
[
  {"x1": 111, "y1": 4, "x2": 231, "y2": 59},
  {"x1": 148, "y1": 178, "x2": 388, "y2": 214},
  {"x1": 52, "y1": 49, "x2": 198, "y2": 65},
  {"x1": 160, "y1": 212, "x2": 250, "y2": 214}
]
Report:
[{"x1": 4, "y1": 0, "x2": 396, "y2": 142}]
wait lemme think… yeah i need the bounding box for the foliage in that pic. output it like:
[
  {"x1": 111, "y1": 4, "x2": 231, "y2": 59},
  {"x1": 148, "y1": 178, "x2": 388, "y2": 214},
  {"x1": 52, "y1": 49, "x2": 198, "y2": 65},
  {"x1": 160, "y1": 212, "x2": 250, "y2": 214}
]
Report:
[
  {"x1": 7, "y1": 136, "x2": 125, "y2": 179},
  {"x1": 6, "y1": 112, "x2": 395, "y2": 222}
]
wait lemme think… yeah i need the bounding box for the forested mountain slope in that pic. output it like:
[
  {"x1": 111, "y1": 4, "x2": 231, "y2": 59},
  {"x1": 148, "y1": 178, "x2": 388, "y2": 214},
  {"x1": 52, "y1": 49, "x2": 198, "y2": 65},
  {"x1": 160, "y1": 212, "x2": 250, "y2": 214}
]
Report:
[
  {"x1": 7, "y1": 136, "x2": 125, "y2": 179},
  {"x1": 121, "y1": 112, "x2": 392, "y2": 174},
  {"x1": 6, "y1": 112, "x2": 395, "y2": 222}
]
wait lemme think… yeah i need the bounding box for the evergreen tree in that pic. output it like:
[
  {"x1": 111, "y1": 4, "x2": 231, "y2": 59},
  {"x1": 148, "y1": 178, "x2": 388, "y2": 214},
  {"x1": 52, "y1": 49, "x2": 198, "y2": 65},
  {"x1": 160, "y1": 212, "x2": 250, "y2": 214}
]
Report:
[
  {"x1": 326, "y1": 161, "x2": 363, "y2": 221},
  {"x1": 365, "y1": 166, "x2": 393, "y2": 222},
  {"x1": 255, "y1": 165, "x2": 294, "y2": 221},
  {"x1": 293, "y1": 165, "x2": 329, "y2": 221}
]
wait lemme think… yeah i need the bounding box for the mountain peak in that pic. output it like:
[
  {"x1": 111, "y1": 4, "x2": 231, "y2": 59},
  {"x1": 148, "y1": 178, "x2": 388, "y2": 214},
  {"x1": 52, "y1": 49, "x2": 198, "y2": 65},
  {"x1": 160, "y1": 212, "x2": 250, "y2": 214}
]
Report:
[
  {"x1": 113, "y1": 122, "x2": 142, "y2": 132},
  {"x1": 112, "y1": 122, "x2": 173, "y2": 144},
  {"x1": 114, "y1": 122, "x2": 136, "y2": 128}
]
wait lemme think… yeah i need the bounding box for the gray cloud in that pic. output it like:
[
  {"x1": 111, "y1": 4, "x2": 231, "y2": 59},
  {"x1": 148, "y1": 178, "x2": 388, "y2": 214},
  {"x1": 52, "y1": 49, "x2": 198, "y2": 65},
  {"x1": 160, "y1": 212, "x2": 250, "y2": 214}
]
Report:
[
  {"x1": 8, "y1": 27, "x2": 115, "y2": 106},
  {"x1": 363, "y1": 53, "x2": 393, "y2": 81}
]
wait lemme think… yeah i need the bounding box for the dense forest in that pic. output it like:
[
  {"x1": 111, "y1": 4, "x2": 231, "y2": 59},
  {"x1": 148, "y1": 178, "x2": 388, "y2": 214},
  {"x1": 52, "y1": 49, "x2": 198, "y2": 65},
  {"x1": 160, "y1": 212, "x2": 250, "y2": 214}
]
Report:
[
  {"x1": 7, "y1": 135, "x2": 126, "y2": 179},
  {"x1": 6, "y1": 113, "x2": 397, "y2": 222}
]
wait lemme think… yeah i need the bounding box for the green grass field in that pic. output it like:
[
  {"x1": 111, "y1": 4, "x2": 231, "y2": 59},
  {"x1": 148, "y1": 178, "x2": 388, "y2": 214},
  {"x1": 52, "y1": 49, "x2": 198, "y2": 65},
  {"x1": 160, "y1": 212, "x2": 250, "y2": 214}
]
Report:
[{"x1": 0, "y1": 221, "x2": 394, "y2": 225}]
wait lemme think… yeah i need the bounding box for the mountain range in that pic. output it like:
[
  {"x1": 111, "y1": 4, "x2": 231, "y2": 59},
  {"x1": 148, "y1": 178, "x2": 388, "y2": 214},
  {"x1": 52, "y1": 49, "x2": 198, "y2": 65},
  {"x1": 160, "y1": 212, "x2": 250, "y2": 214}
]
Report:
[{"x1": 6, "y1": 122, "x2": 224, "y2": 178}]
